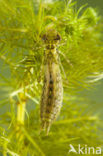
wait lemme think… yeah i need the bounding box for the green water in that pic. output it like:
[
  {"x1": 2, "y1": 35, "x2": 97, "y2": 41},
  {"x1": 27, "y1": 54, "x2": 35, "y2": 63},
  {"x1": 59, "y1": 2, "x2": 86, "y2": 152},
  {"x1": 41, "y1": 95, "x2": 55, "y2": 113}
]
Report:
[
  {"x1": 77, "y1": 0, "x2": 103, "y2": 15},
  {"x1": 77, "y1": 0, "x2": 103, "y2": 118},
  {"x1": 0, "y1": 0, "x2": 103, "y2": 116},
  {"x1": 0, "y1": 1, "x2": 103, "y2": 155}
]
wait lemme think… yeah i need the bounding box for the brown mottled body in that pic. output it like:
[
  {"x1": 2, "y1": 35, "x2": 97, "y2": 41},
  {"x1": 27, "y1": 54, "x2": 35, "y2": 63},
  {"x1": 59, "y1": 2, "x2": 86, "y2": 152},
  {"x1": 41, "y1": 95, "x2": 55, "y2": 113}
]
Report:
[{"x1": 40, "y1": 28, "x2": 63, "y2": 134}]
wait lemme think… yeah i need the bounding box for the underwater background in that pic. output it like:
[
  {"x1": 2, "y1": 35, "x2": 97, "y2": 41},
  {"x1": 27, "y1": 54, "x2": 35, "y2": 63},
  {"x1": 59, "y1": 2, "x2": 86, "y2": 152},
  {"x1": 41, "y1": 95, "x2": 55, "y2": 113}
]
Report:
[
  {"x1": 77, "y1": 0, "x2": 103, "y2": 120},
  {"x1": 0, "y1": 0, "x2": 103, "y2": 156}
]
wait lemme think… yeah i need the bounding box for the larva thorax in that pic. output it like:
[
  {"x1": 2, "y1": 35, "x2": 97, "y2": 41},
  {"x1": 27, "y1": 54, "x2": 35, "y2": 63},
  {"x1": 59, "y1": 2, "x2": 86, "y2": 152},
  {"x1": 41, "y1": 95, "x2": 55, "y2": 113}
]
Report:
[{"x1": 40, "y1": 28, "x2": 63, "y2": 134}]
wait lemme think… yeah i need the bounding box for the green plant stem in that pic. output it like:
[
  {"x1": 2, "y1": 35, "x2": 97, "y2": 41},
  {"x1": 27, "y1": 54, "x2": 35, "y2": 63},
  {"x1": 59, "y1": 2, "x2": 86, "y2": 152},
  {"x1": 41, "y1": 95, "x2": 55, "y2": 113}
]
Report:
[
  {"x1": 17, "y1": 101, "x2": 26, "y2": 124},
  {"x1": 22, "y1": 128, "x2": 45, "y2": 156}
]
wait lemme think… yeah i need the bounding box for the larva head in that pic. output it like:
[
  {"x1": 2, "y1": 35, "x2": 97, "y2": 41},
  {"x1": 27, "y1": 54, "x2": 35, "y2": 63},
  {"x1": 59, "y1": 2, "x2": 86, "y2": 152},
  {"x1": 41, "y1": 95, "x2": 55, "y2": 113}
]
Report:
[{"x1": 42, "y1": 28, "x2": 61, "y2": 48}]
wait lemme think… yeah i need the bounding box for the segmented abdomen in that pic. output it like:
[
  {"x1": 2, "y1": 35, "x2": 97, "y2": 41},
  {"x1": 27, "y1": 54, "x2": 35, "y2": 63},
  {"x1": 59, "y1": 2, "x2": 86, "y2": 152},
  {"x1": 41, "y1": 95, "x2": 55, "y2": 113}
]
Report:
[{"x1": 40, "y1": 50, "x2": 63, "y2": 134}]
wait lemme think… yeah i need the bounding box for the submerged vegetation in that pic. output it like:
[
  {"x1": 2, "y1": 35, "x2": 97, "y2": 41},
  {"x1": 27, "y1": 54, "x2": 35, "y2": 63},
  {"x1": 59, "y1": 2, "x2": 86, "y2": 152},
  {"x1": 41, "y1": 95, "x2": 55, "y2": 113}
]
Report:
[{"x1": 0, "y1": 0, "x2": 103, "y2": 155}]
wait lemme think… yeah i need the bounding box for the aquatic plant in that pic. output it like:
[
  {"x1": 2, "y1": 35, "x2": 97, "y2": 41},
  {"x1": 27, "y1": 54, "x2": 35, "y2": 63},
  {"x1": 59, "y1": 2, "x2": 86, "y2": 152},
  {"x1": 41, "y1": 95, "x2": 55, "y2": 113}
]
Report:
[{"x1": 0, "y1": 0, "x2": 103, "y2": 155}]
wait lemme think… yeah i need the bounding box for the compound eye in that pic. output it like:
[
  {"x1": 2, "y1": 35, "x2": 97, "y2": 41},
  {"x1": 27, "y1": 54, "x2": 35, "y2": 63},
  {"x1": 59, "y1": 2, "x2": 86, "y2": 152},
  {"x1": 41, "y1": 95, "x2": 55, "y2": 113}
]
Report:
[{"x1": 54, "y1": 34, "x2": 61, "y2": 41}]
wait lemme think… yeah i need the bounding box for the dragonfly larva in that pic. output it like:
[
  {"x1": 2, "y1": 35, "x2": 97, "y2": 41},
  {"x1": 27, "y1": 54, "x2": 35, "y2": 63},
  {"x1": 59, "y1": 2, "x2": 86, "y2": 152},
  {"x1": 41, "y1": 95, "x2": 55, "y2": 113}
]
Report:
[{"x1": 40, "y1": 28, "x2": 63, "y2": 134}]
